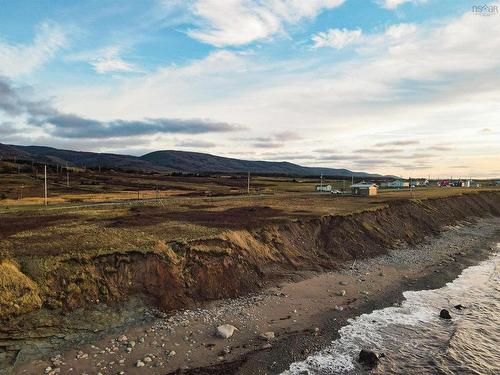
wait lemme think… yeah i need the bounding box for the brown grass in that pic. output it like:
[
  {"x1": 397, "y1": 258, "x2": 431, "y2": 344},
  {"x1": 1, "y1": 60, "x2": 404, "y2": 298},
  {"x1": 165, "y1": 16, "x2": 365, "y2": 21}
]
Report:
[
  {"x1": 1, "y1": 170, "x2": 498, "y2": 286},
  {"x1": 1, "y1": 167, "x2": 497, "y2": 211},
  {"x1": 0, "y1": 260, "x2": 43, "y2": 319}
]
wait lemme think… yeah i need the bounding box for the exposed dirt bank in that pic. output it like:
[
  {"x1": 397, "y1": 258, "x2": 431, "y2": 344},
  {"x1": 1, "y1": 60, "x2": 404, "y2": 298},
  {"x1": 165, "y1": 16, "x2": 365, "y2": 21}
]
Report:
[
  {"x1": 1, "y1": 191, "x2": 499, "y2": 371},
  {"x1": 13, "y1": 217, "x2": 500, "y2": 375}
]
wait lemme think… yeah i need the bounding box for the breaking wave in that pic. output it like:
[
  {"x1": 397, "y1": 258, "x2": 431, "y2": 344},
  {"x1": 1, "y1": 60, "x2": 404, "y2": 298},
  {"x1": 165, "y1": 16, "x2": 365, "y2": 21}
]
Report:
[{"x1": 283, "y1": 246, "x2": 500, "y2": 375}]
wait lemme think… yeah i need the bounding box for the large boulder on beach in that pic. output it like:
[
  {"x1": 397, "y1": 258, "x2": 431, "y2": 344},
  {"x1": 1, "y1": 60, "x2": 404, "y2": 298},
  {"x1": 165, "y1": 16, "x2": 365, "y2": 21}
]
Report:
[
  {"x1": 216, "y1": 324, "x2": 238, "y2": 339},
  {"x1": 358, "y1": 349, "x2": 379, "y2": 368},
  {"x1": 440, "y1": 309, "x2": 452, "y2": 319}
]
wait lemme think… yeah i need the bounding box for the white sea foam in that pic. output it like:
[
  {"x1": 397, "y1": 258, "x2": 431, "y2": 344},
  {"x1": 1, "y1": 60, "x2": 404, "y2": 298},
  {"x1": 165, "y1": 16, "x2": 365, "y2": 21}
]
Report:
[{"x1": 283, "y1": 249, "x2": 500, "y2": 375}]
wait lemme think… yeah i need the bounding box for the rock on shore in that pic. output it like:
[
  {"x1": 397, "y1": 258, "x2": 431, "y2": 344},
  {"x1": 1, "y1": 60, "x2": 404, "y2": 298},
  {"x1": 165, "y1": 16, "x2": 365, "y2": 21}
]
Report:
[
  {"x1": 439, "y1": 309, "x2": 452, "y2": 319},
  {"x1": 216, "y1": 324, "x2": 238, "y2": 339},
  {"x1": 358, "y1": 349, "x2": 379, "y2": 368}
]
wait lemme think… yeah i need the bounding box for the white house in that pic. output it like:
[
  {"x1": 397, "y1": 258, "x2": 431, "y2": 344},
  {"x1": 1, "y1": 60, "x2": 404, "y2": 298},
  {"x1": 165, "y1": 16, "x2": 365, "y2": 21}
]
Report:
[
  {"x1": 351, "y1": 182, "x2": 378, "y2": 196},
  {"x1": 315, "y1": 184, "x2": 332, "y2": 192}
]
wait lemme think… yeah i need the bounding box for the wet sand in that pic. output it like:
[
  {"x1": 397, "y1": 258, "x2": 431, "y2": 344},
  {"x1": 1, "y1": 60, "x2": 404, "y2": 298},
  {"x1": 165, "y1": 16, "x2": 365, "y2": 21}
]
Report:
[{"x1": 14, "y1": 217, "x2": 500, "y2": 375}]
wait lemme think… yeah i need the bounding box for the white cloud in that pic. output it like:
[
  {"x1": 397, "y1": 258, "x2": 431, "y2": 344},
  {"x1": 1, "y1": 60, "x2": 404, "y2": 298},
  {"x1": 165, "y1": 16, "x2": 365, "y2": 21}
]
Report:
[
  {"x1": 377, "y1": 0, "x2": 427, "y2": 10},
  {"x1": 176, "y1": 139, "x2": 216, "y2": 148},
  {"x1": 69, "y1": 46, "x2": 141, "y2": 74},
  {"x1": 0, "y1": 23, "x2": 66, "y2": 77},
  {"x1": 384, "y1": 23, "x2": 417, "y2": 39},
  {"x1": 312, "y1": 28, "x2": 362, "y2": 49},
  {"x1": 57, "y1": 12, "x2": 500, "y2": 122},
  {"x1": 187, "y1": 0, "x2": 345, "y2": 46},
  {"x1": 90, "y1": 58, "x2": 140, "y2": 74},
  {"x1": 46, "y1": 7, "x2": 500, "y2": 177},
  {"x1": 311, "y1": 23, "x2": 415, "y2": 51}
]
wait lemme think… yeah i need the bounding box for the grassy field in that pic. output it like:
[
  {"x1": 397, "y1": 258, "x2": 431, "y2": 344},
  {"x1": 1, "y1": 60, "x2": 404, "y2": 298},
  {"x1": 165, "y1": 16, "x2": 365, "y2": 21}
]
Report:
[
  {"x1": 2, "y1": 166, "x2": 495, "y2": 206},
  {"x1": 0, "y1": 166, "x2": 498, "y2": 329},
  {"x1": 1, "y1": 166, "x2": 498, "y2": 264},
  {"x1": 0, "y1": 170, "x2": 291, "y2": 206},
  {"x1": 0, "y1": 176, "x2": 497, "y2": 255}
]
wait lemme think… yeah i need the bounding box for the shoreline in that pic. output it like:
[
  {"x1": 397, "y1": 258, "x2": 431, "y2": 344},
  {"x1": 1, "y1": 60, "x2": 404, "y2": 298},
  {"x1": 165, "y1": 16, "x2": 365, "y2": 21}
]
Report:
[
  {"x1": 176, "y1": 218, "x2": 500, "y2": 375},
  {"x1": 231, "y1": 219, "x2": 500, "y2": 375},
  {"x1": 13, "y1": 216, "x2": 500, "y2": 375}
]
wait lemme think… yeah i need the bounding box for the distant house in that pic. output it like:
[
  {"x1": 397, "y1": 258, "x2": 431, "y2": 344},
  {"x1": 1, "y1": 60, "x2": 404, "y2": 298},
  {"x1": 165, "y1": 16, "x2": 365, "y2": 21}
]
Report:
[
  {"x1": 380, "y1": 179, "x2": 404, "y2": 189},
  {"x1": 316, "y1": 184, "x2": 332, "y2": 192},
  {"x1": 351, "y1": 182, "x2": 378, "y2": 196},
  {"x1": 418, "y1": 179, "x2": 430, "y2": 187}
]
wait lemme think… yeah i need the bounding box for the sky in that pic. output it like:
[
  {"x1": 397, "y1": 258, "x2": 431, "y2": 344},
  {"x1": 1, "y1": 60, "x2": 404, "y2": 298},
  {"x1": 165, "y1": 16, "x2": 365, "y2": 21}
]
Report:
[{"x1": 0, "y1": 0, "x2": 499, "y2": 178}]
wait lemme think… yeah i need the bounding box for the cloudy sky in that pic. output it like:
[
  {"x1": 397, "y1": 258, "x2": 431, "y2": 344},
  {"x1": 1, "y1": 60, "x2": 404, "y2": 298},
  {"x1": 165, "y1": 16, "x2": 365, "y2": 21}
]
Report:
[{"x1": 0, "y1": 0, "x2": 499, "y2": 178}]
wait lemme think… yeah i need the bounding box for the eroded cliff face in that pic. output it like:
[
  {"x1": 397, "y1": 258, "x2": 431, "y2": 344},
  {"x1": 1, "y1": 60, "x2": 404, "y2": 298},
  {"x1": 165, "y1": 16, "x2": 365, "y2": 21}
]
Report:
[
  {"x1": 1, "y1": 192, "x2": 499, "y2": 368},
  {"x1": 51, "y1": 249, "x2": 263, "y2": 312},
  {"x1": 7, "y1": 193, "x2": 500, "y2": 318}
]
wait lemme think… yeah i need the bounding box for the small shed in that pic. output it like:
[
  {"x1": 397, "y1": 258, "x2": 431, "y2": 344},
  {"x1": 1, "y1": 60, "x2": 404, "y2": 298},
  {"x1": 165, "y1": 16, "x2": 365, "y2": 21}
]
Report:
[
  {"x1": 351, "y1": 182, "x2": 378, "y2": 196},
  {"x1": 316, "y1": 184, "x2": 332, "y2": 192}
]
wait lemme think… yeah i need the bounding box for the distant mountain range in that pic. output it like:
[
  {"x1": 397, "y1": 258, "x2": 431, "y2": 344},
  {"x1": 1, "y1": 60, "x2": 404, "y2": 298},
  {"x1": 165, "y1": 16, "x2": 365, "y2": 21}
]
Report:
[{"x1": 0, "y1": 143, "x2": 378, "y2": 177}]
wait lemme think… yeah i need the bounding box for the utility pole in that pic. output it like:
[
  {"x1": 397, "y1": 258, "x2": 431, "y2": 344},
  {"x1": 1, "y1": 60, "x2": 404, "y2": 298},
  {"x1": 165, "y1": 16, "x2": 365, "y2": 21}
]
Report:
[
  {"x1": 66, "y1": 162, "x2": 69, "y2": 187},
  {"x1": 44, "y1": 165, "x2": 48, "y2": 206},
  {"x1": 351, "y1": 175, "x2": 354, "y2": 186},
  {"x1": 247, "y1": 171, "x2": 250, "y2": 194},
  {"x1": 320, "y1": 173, "x2": 323, "y2": 190}
]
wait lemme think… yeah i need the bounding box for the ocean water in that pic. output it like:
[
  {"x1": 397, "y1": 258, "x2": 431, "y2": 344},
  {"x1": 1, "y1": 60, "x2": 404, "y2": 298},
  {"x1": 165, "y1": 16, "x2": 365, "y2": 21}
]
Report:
[{"x1": 283, "y1": 247, "x2": 500, "y2": 375}]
